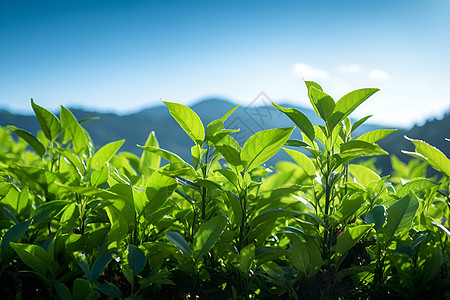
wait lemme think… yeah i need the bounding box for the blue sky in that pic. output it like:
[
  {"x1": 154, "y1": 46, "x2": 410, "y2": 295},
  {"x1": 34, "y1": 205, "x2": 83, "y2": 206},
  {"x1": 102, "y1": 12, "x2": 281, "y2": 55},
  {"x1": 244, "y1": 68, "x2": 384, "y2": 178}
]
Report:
[{"x1": 1, "y1": 0, "x2": 449, "y2": 128}]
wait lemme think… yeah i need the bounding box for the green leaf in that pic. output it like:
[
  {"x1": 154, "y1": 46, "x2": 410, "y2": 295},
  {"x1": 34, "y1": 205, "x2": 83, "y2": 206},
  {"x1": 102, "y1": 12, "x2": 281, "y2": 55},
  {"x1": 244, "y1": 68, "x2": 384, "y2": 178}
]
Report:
[
  {"x1": 351, "y1": 115, "x2": 373, "y2": 133},
  {"x1": 305, "y1": 80, "x2": 323, "y2": 92},
  {"x1": 329, "y1": 88, "x2": 379, "y2": 129},
  {"x1": 221, "y1": 104, "x2": 239, "y2": 122},
  {"x1": 1, "y1": 219, "x2": 32, "y2": 253},
  {"x1": 250, "y1": 208, "x2": 319, "y2": 230},
  {"x1": 191, "y1": 145, "x2": 205, "y2": 169},
  {"x1": 73, "y1": 278, "x2": 93, "y2": 300},
  {"x1": 90, "y1": 139, "x2": 125, "y2": 170},
  {"x1": 336, "y1": 195, "x2": 366, "y2": 222},
  {"x1": 138, "y1": 145, "x2": 186, "y2": 165},
  {"x1": 223, "y1": 191, "x2": 243, "y2": 225},
  {"x1": 361, "y1": 205, "x2": 386, "y2": 230},
  {"x1": 165, "y1": 231, "x2": 190, "y2": 255},
  {"x1": 283, "y1": 148, "x2": 315, "y2": 177},
  {"x1": 241, "y1": 127, "x2": 294, "y2": 171},
  {"x1": 52, "y1": 281, "x2": 72, "y2": 300},
  {"x1": 396, "y1": 178, "x2": 437, "y2": 199},
  {"x1": 238, "y1": 244, "x2": 255, "y2": 274},
  {"x1": 60, "y1": 105, "x2": 92, "y2": 155},
  {"x1": 333, "y1": 225, "x2": 373, "y2": 265},
  {"x1": 206, "y1": 120, "x2": 224, "y2": 139},
  {"x1": 94, "y1": 283, "x2": 122, "y2": 298},
  {"x1": 215, "y1": 169, "x2": 239, "y2": 189},
  {"x1": 52, "y1": 147, "x2": 85, "y2": 173},
  {"x1": 272, "y1": 103, "x2": 315, "y2": 142},
  {"x1": 86, "y1": 252, "x2": 112, "y2": 282},
  {"x1": 7, "y1": 126, "x2": 46, "y2": 157},
  {"x1": 308, "y1": 87, "x2": 335, "y2": 123},
  {"x1": 348, "y1": 164, "x2": 381, "y2": 186},
  {"x1": 340, "y1": 140, "x2": 388, "y2": 156},
  {"x1": 402, "y1": 136, "x2": 450, "y2": 178},
  {"x1": 139, "y1": 131, "x2": 161, "y2": 180},
  {"x1": 357, "y1": 129, "x2": 397, "y2": 143},
  {"x1": 215, "y1": 145, "x2": 242, "y2": 171},
  {"x1": 193, "y1": 215, "x2": 227, "y2": 258},
  {"x1": 143, "y1": 172, "x2": 177, "y2": 216},
  {"x1": 10, "y1": 242, "x2": 52, "y2": 275},
  {"x1": 163, "y1": 101, "x2": 205, "y2": 145},
  {"x1": 31, "y1": 98, "x2": 62, "y2": 142},
  {"x1": 90, "y1": 164, "x2": 109, "y2": 187},
  {"x1": 128, "y1": 244, "x2": 146, "y2": 276},
  {"x1": 284, "y1": 139, "x2": 310, "y2": 148},
  {"x1": 290, "y1": 240, "x2": 323, "y2": 278},
  {"x1": 381, "y1": 193, "x2": 419, "y2": 238}
]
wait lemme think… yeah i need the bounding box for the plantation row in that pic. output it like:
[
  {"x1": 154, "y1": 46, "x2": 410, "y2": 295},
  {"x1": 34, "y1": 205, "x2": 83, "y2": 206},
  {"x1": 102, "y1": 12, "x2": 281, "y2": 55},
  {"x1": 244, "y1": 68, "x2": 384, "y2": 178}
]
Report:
[{"x1": 0, "y1": 81, "x2": 449, "y2": 299}]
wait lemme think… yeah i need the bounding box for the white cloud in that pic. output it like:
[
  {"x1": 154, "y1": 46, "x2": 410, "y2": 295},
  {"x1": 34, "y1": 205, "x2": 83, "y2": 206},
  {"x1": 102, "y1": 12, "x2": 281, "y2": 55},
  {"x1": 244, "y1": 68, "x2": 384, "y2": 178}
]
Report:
[
  {"x1": 338, "y1": 64, "x2": 363, "y2": 74},
  {"x1": 369, "y1": 69, "x2": 390, "y2": 80},
  {"x1": 292, "y1": 63, "x2": 329, "y2": 79}
]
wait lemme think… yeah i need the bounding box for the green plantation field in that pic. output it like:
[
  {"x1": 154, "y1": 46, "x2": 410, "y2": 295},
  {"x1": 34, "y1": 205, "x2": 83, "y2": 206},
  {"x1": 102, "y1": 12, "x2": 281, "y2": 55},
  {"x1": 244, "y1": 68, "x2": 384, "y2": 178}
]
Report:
[{"x1": 0, "y1": 81, "x2": 449, "y2": 299}]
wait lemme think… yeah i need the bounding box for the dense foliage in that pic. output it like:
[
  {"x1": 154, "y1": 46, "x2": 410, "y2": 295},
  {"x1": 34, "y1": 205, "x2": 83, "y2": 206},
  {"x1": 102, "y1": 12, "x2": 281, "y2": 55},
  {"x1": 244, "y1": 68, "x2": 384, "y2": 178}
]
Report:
[{"x1": 0, "y1": 81, "x2": 449, "y2": 299}]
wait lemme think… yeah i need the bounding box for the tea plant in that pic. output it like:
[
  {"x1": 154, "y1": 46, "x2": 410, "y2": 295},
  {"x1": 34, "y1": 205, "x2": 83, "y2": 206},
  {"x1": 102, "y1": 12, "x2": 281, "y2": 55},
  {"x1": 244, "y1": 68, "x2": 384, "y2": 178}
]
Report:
[{"x1": 0, "y1": 81, "x2": 448, "y2": 299}]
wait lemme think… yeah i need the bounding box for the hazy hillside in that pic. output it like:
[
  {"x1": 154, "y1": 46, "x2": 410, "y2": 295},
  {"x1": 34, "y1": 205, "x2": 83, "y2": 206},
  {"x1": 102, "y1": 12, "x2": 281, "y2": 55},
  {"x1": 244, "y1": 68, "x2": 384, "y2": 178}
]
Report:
[
  {"x1": 377, "y1": 111, "x2": 450, "y2": 174},
  {"x1": 3, "y1": 98, "x2": 448, "y2": 174}
]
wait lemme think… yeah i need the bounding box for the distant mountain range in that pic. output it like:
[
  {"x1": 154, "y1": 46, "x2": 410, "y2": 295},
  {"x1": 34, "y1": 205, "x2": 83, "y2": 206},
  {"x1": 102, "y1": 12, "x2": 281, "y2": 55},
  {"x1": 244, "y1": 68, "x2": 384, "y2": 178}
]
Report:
[{"x1": 1, "y1": 98, "x2": 449, "y2": 175}]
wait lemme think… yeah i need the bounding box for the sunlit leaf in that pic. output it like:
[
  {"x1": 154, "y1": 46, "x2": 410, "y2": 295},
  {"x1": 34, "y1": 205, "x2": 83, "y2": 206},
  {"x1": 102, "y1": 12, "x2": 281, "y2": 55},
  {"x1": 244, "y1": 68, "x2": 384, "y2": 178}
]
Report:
[
  {"x1": 241, "y1": 127, "x2": 294, "y2": 171},
  {"x1": 31, "y1": 98, "x2": 62, "y2": 142},
  {"x1": 163, "y1": 101, "x2": 205, "y2": 145}
]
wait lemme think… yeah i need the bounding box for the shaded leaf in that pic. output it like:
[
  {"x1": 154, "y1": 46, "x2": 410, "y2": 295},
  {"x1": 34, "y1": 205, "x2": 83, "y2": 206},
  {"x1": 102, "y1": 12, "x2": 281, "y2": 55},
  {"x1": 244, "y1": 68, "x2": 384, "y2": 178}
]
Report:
[
  {"x1": 272, "y1": 103, "x2": 315, "y2": 141},
  {"x1": 7, "y1": 126, "x2": 45, "y2": 157}
]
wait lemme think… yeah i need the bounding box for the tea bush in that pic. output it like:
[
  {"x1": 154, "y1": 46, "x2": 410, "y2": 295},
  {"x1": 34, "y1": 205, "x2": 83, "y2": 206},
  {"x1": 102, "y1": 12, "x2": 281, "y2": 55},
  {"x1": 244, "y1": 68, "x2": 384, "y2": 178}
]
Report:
[{"x1": 0, "y1": 81, "x2": 449, "y2": 299}]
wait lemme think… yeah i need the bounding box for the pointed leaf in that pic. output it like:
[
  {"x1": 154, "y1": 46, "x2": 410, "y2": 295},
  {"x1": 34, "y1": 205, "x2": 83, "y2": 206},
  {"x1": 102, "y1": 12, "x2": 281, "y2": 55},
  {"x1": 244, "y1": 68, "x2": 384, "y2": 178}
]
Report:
[
  {"x1": 87, "y1": 252, "x2": 112, "y2": 282},
  {"x1": 285, "y1": 139, "x2": 310, "y2": 148},
  {"x1": 333, "y1": 225, "x2": 373, "y2": 258},
  {"x1": 140, "y1": 131, "x2": 161, "y2": 179},
  {"x1": 330, "y1": 88, "x2": 379, "y2": 129},
  {"x1": 144, "y1": 172, "x2": 177, "y2": 213},
  {"x1": 128, "y1": 244, "x2": 146, "y2": 276},
  {"x1": 357, "y1": 129, "x2": 397, "y2": 143},
  {"x1": 10, "y1": 242, "x2": 51, "y2": 275},
  {"x1": 60, "y1": 106, "x2": 92, "y2": 154},
  {"x1": 351, "y1": 115, "x2": 373, "y2": 133},
  {"x1": 305, "y1": 80, "x2": 323, "y2": 92},
  {"x1": 31, "y1": 98, "x2": 62, "y2": 141},
  {"x1": 165, "y1": 231, "x2": 190, "y2": 255},
  {"x1": 241, "y1": 127, "x2": 294, "y2": 171},
  {"x1": 163, "y1": 101, "x2": 205, "y2": 145},
  {"x1": 348, "y1": 164, "x2": 381, "y2": 186},
  {"x1": 361, "y1": 205, "x2": 386, "y2": 230},
  {"x1": 341, "y1": 140, "x2": 388, "y2": 156},
  {"x1": 272, "y1": 103, "x2": 315, "y2": 141},
  {"x1": 308, "y1": 87, "x2": 335, "y2": 123},
  {"x1": 221, "y1": 104, "x2": 239, "y2": 122},
  {"x1": 193, "y1": 215, "x2": 227, "y2": 258},
  {"x1": 138, "y1": 145, "x2": 186, "y2": 164},
  {"x1": 7, "y1": 126, "x2": 45, "y2": 157},
  {"x1": 283, "y1": 148, "x2": 315, "y2": 177},
  {"x1": 1, "y1": 219, "x2": 32, "y2": 253},
  {"x1": 52, "y1": 147, "x2": 85, "y2": 173},
  {"x1": 215, "y1": 144, "x2": 242, "y2": 170},
  {"x1": 403, "y1": 136, "x2": 450, "y2": 177},
  {"x1": 90, "y1": 139, "x2": 125, "y2": 170},
  {"x1": 381, "y1": 193, "x2": 419, "y2": 238}
]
